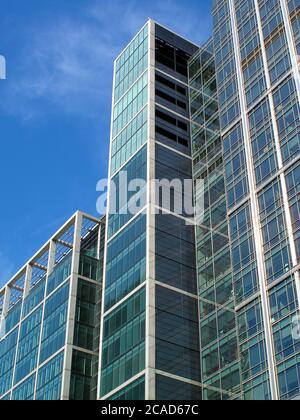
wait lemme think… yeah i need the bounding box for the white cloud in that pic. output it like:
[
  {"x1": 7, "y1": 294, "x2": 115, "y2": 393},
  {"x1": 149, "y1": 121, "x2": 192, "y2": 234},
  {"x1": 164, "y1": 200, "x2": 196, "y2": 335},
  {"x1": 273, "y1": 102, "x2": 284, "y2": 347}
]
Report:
[
  {"x1": 1, "y1": 0, "x2": 211, "y2": 121},
  {"x1": 89, "y1": 0, "x2": 211, "y2": 46},
  {"x1": 3, "y1": 19, "x2": 117, "y2": 120}
]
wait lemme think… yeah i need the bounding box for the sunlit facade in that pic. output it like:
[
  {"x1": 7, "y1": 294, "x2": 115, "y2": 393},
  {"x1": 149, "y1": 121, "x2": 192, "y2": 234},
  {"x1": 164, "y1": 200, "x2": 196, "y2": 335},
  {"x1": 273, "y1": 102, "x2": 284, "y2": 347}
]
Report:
[{"x1": 212, "y1": 0, "x2": 300, "y2": 400}]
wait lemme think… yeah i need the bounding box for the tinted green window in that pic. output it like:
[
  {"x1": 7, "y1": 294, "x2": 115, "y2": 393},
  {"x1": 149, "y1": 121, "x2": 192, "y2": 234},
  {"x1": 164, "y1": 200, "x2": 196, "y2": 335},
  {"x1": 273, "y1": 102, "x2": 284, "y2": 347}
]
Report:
[
  {"x1": 23, "y1": 279, "x2": 45, "y2": 318},
  {"x1": 100, "y1": 289, "x2": 146, "y2": 397},
  {"x1": 0, "y1": 328, "x2": 18, "y2": 396},
  {"x1": 36, "y1": 351, "x2": 64, "y2": 400},
  {"x1": 0, "y1": 393, "x2": 11, "y2": 400},
  {"x1": 269, "y1": 277, "x2": 298, "y2": 322},
  {"x1": 109, "y1": 376, "x2": 145, "y2": 400},
  {"x1": 108, "y1": 146, "x2": 147, "y2": 238},
  {"x1": 39, "y1": 282, "x2": 69, "y2": 363},
  {"x1": 47, "y1": 253, "x2": 72, "y2": 295},
  {"x1": 79, "y1": 254, "x2": 100, "y2": 281},
  {"x1": 74, "y1": 279, "x2": 99, "y2": 351},
  {"x1": 115, "y1": 25, "x2": 148, "y2": 102},
  {"x1": 70, "y1": 350, "x2": 97, "y2": 401},
  {"x1": 112, "y1": 73, "x2": 148, "y2": 138},
  {"x1": 12, "y1": 374, "x2": 35, "y2": 400},
  {"x1": 105, "y1": 214, "x2": 146, "y2": 310},
  {"x1": 14, "y1": 306, "x2": 42, "y2": 384},
  {"x1": 5, "y1": 302, "x2": 22, "y2": 334},
  {"x1": 278, "y1": 354, "x2": 300, "y2": 400}
]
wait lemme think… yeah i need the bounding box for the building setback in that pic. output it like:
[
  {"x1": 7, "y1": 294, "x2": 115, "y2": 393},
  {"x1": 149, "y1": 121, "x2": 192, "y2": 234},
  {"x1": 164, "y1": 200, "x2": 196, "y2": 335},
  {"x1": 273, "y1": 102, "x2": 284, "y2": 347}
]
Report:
[
  {"x1": 1, "y1": 0, "x2": 300, "y2": 400},
  {"x1": 189, "y1": 41, "x2": 241, "y2": 400}
]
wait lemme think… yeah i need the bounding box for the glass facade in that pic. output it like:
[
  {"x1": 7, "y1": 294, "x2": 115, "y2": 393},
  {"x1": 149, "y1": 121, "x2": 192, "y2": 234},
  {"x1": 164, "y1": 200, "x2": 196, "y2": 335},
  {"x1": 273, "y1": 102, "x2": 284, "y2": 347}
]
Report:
[
  {"x1": 99, "y1": 23, "x2": 149, "y2": 400},
  {"x1": 100, "y1": 288, "x2": 146, "y2": 397},
  {"x1": 212, "y1": 0, "x2": 300, "y2": 400},
  {"x1": 189, "y1": 41, "x2": 241, "y2": 400},
  {"x1": 153, "y1": 23, "x2": 201, "y2": 401},
  {"x1": 0, "y1": 213, "x2": 105, "y2": 400},
  {"x1": 109, "y1": 376, "x2": 145, "y2": 400},
  {"x1": 99, "y1": 21, "x2": 201, "y2": 401}
]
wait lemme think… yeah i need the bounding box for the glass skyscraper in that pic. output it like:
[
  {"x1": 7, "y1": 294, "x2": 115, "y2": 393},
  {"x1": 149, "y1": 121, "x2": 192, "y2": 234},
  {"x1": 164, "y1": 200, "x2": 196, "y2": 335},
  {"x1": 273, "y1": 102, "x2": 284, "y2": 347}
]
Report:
[
  {"x1": 211, "y1": 0, "x2": 300, "y2": 400},
  {"x1": 1, "y1": 0, "x2": 300, "y2": 401},
  {"x1": 98, "y1": 21, "x2": 202, "y2": 401}
]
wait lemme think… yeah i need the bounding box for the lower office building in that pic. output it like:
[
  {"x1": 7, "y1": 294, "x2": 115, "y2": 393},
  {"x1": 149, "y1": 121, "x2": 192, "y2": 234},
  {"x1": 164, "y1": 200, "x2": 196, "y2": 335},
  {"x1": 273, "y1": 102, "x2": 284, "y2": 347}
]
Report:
[{"x1": 0, "y1": 212, "x2": 105, "y2": 400}]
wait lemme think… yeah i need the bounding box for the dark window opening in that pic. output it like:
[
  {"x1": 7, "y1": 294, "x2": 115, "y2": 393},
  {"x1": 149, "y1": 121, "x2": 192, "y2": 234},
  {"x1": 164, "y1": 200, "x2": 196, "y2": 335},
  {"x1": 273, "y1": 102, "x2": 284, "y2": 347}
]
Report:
[
  {"x1": 156, "y1": 109, "x2": 188, "y2": 132},
  {"x1": 156, "y1": 89, "x2": 176, "y2": 104},
  {"x1": 155, "y1": 38, "x2": 190, "y2": 77},
  {"x1": 178, "y1": 137, "x2": 188, "y2": 147},
  {"x1": 156, "y1": 89, "x2": 187, "y2": 111},
  {"x1": 156, "y1": 126, "x2": 189, "y2": 148},
  {"x1": 156, "y1": 38, "x2": 175, "y2": 70},
  {"x1": 156, "y1": 126, "x2": 177, "y2": 141},
  {"x1": 155, "y1": 73, "x2": 187, "y2": 97},
  {"x1": 177, "y1": 100, "x2": 187, "y2": 110},
  {"x1": 177, "y1": 86, "x2": 186, "y2": 96},
  {"x1": 156, "y1": 109, "x2": 176, "y2": 125},
  {"x1": 156, "y1": 74, "x2": 176, "y2": 90},
  {"x1": 178, "y1": 121, "x2": 188, "y2": 131}
]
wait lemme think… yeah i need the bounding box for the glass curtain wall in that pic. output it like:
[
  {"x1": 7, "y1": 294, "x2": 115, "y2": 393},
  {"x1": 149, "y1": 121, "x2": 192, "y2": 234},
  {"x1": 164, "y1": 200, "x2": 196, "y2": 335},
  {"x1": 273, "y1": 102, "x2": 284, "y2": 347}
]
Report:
[
  {"x1": 99, "y1": 23, "x2": 149, "y2": 400},
  {"x1": 0, "y1": 213, "x2": 104, "y2": 401},
  {"x1": 212, "y1": 0, "x2": 300, "y2": 400},
  {"x1": 189, "y1": 41, "x2": 242, "y2": 400}
]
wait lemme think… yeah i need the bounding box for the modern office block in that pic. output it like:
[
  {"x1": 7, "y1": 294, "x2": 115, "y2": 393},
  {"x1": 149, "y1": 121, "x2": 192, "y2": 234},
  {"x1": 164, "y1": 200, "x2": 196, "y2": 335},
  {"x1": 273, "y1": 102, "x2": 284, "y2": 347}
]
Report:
[
  {"x1": 0, "y1": 212, "x2": 105, "y2": 400},
  {"x1": 98, "y1": 20, "x2": 202, "y2": 401},
  {"x1": 212, "y1": 0, "x2": 300, "y2": 400}
]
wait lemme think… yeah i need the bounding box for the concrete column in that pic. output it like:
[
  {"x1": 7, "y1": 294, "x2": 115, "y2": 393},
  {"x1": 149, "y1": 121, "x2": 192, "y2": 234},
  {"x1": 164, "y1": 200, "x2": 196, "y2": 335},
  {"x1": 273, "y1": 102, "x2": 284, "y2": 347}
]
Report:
[
  {"x1": 23, "y1": 264, "x2": 33, "y2": 298},
  {"x1": 61, "y1": 212, "x2": 82, "y2": 400},
  {"x1": 229, "y1": 0, "x2": 279, "y2": 400},
  {"x1": 2, "y1": 285, "x2": 11, "y2": 318},
  {"x1": 145, "y1": 19, "x2": 157, "y2": 401},
  {"x1": 47, "y1": 240, "x2": 56, "y2": 274}
]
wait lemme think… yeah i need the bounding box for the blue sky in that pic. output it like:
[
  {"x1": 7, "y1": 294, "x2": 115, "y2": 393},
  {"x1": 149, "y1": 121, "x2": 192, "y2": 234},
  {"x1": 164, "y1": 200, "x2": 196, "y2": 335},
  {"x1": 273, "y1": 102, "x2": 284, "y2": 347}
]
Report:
[{"x1": 0, "y1": 0, "x2": 212, "y2": 287}]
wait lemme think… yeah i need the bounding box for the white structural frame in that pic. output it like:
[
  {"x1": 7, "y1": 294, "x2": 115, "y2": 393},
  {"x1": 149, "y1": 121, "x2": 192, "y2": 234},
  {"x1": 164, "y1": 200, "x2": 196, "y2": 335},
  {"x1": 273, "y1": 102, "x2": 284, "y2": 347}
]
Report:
[
  {"x1": 229, "y1": 0, "x2": 279, "y2": 400},
  {"x1": 0, "y1": 211, "x2": 103, "y2": 401},
  {"x1": 254, "y1": 0, "x2": 300, "y2": 316}
]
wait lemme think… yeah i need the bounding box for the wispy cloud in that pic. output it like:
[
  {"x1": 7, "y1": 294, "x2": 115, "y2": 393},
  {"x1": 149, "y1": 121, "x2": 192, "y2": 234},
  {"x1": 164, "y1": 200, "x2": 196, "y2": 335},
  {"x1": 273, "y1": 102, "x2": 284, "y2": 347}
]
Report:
[
  {"x1": 2, "y1": 17, "x2": 117, "y2": 121},
  {"x1": 1, "y1": 0, "x2": 211, "y2": 122},
  {"x1": 89, "y1": 0, "x2": 211, "y2": 50}
]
